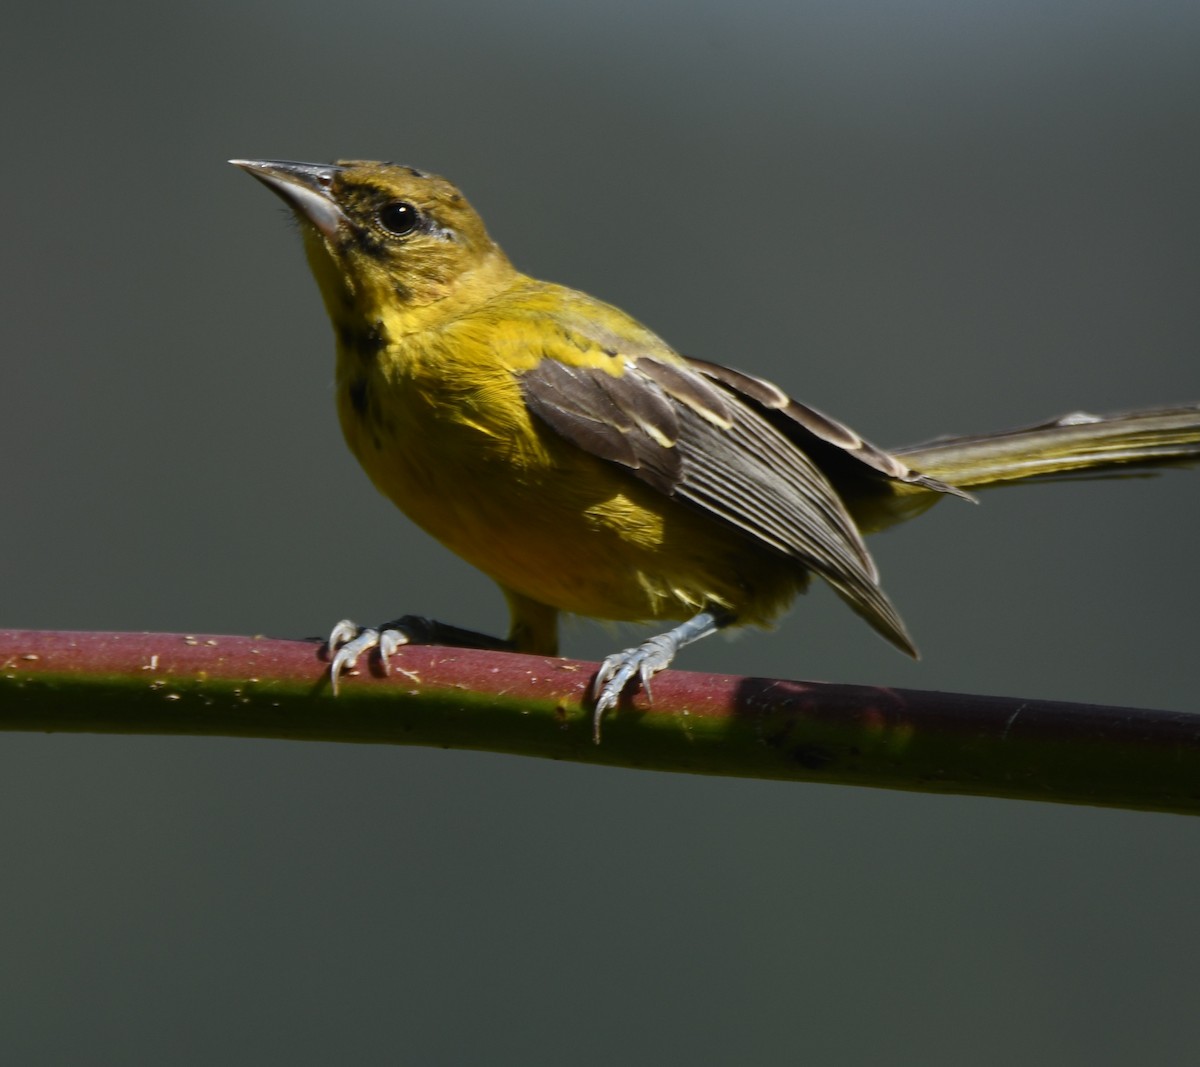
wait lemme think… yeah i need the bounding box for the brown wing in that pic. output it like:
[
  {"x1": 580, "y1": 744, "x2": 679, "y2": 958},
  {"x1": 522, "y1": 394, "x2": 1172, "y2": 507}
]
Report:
[
  {"x1": 519, "y1": 351, "x2": 916, "y2": 655},
  {"x1": 684, "y1": 356, "x2": 973, "y2": 500}
]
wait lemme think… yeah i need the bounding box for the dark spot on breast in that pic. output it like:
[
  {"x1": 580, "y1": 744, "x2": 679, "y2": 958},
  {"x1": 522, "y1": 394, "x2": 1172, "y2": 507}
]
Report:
[
  {"x1": 338, "y1": 320, "x2": 388, "y2": 360},
  {"x1": 348, "y1": 377, "x2": 370, "y2": 418},
  {"x1": 361, "y1": 320, "x2": 386, "y2": 355},
  {"x1": 602, "y1": 347, "x2": 618, "y2": 358}
]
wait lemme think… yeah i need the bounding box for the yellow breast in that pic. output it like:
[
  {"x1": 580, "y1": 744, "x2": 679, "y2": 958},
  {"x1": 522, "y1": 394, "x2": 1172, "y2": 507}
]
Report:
[{"x1": 333, "y1": 316, "x2": 798, "y2": 626}]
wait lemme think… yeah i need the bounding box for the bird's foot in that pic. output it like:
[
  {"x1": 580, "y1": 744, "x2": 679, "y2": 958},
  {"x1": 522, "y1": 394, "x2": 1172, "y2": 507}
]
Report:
[
  {"x1": 326, "y1": 616, "x2": 438, "y2": 693},
  {"x1": 590, "y1": 634, "x2": 680, "y2": 744},
  {"x1": 589, "y1": 610, "x2": 728, "y2": 743}
]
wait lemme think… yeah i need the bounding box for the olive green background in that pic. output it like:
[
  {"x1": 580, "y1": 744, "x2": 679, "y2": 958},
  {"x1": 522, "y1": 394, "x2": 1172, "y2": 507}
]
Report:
[{"x1": 3, "y1": 1, "x2": 1198, "y2": 1062}]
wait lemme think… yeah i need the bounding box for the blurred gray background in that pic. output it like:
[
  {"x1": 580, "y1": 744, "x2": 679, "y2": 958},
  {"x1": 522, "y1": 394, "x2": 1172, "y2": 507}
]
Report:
[{"x1": 2, "y1": 0, "x2": 1198, "y2": 1062}]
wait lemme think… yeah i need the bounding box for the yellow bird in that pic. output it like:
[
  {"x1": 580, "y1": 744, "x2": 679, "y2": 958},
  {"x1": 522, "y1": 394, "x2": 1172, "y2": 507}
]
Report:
[{"x1": 232, "y1": 159, "x2": 1200, "y2": 739}]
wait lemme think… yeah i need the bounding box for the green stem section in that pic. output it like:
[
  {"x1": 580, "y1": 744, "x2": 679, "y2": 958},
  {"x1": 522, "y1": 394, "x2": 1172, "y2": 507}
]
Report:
[{"x1": 2, "y1": 629, "x2": 1198, "y2": 815}]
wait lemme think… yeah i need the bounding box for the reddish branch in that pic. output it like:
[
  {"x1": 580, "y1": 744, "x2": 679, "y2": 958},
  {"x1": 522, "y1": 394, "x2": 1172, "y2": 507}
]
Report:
[{"x1": 2, "y1": 629, "x2": 1197, "y2": 815}]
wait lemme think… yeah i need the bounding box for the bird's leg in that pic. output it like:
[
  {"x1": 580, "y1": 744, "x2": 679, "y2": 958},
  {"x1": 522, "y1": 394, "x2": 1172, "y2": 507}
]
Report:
[
  {"x1": 590, "y1": 609, "x2": 732, "y2": 743},
  {"x1": 326, "y1": 616, "x2": 511, "y2": 693}
]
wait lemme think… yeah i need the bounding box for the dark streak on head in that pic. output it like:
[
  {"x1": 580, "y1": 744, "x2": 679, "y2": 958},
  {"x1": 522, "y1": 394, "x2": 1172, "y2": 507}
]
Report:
[{"x1": 349, "y1": 226, "x2": 386, "y2": 259}]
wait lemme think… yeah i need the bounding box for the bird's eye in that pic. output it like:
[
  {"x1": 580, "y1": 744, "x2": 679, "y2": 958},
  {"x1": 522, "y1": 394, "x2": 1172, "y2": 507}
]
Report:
[{"x1": 377, "y1": 201, "x2": 420, "y2": 236}]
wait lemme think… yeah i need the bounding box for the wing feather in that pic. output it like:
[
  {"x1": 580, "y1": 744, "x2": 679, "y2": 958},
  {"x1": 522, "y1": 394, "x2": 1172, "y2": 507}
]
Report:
[
  {"x1": 519, "y1": 348, "x2": 916, "y2": 653},
  {"x1": 520, "y1": 358, "x2": 680, "y2": 493},
  {"x1": 685, "y1": 355, "x2": 972, "y2": 500}
]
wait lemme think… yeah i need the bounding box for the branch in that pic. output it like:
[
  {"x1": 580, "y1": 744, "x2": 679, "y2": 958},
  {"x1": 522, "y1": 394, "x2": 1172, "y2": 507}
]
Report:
[{"x1": 2, "y1": 629, "x2": 1197, "y2": 815}]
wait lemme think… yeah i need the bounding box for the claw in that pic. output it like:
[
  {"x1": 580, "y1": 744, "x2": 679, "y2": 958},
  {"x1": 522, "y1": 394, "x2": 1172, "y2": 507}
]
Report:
[
  {"x1": 376, "y1": 627, "x2": 407, "y2": 665},
  {"x1": 590, "y1": 635, "x2": 677, "y2": 743},
  {"x1": 325, "y1": 619, "x2": 414, "y2": 693},
  {"x1": 588, "y1": 610, "x2": 728, "y2": 743}
]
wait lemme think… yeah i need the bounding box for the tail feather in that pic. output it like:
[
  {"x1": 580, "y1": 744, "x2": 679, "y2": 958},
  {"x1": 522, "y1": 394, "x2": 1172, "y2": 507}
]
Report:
[{"x1": 894, "y1": 405, "x2": 1200, "y2": 490}]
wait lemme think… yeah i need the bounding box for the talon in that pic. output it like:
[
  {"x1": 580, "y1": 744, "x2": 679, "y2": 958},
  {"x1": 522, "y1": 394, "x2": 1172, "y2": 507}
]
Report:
[
  {"x1": 590, "y1": 642, "x2": 670, "y2": 743},
  {"x1": 638, "y1": 662, "x2": 656, "y2": 703},
  {"x1": 326, "y1": 620, "x2": 353, "y2": 696},
  {"x1": 327, "y1": 618, "x2": 359, "y2": 652},
  {"x1": 589, "y1": 611, "x2": 727, "y2": 743},
  {"x1": 325, "y1": 619, "x2": 416, "y2": 693},
  {"x1": 329, "y1": 626, "x2": 380, "y2": 694},
  {"x1": 376, "y1": 627, "x2": 410, "y2": 673}
]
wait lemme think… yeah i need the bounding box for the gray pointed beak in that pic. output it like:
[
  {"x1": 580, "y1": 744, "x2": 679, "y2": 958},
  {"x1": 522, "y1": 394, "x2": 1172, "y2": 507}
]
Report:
[{"x1": 230, "y1": 159, "x2": 347, "y2": 239}]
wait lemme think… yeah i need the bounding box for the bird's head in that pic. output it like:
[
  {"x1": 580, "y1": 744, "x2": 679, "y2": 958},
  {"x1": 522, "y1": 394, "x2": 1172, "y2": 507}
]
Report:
[{"x1": 232, "y1": 159, "x2": 514, "y2": 330}]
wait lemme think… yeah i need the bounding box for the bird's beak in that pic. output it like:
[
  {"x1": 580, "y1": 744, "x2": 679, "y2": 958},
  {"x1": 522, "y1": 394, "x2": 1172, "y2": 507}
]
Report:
[{"x1": 230, "y1": 159, "x2": 347, "y2": 240}]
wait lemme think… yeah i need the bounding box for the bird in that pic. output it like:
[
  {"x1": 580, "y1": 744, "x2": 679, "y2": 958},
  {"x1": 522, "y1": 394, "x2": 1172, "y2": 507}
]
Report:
[{"x1": 232, "y1": 158, "x2": 1200, "y2": 740}]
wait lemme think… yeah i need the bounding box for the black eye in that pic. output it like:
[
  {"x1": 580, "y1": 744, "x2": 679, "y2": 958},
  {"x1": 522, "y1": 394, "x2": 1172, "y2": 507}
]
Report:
[{"x1": 378, "y1": 201, "x2": 420, "y2": 236}]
